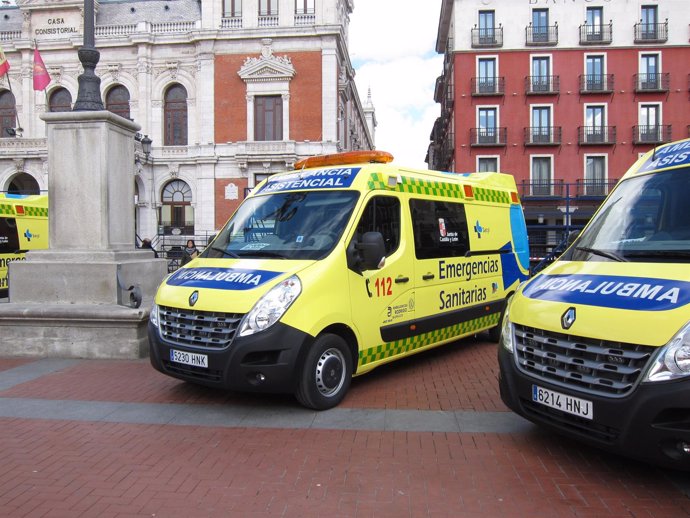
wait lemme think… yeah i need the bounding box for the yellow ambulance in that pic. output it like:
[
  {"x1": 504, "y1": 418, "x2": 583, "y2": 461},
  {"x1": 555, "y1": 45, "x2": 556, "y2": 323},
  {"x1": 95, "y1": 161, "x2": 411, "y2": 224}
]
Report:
[
  {"x1": 499, "y1": 138, "x2": 690, "y2": 469},
  {"x1": 0, "y1": 194, "x2": 49, "y2": 298},
  {"x1": 148, "y1": 151, "x2": 530, "y2": 409}
]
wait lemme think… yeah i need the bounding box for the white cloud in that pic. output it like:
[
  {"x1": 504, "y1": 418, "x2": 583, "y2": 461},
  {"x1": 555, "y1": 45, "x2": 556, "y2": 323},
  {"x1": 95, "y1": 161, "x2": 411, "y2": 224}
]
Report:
[{"x1": 349, "y1": 0, "x2": 443, "y2": 169}]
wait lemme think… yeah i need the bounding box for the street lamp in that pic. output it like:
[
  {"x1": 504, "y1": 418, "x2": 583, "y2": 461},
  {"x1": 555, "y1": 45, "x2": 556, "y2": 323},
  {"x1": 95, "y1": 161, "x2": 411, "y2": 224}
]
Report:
[
  {"x1": 73, "y1": 0, "x2": 104, "y2": 111},
  {"x1": 135, "y1": 133, "x2": 152, "y2": 163}
]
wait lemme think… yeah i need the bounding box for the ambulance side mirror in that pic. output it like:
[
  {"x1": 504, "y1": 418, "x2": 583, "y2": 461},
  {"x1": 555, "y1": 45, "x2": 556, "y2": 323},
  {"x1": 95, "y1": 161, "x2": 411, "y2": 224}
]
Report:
[{"x1": 348, "y1": 231, "x2": 386, "y2": 271}]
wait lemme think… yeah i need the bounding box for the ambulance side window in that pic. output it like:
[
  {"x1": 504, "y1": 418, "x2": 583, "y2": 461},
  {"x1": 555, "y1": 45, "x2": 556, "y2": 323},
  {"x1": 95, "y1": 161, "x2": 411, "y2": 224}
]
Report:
[
  {"x1": 354, "y1": 196, "x2": 400, "y2": 256},
  {"x1": 0, "y1": 218, "x2": 20, "y2": 253},
  {"x1": 410, "y1": 199, "x2": 470, "y2": 259}
]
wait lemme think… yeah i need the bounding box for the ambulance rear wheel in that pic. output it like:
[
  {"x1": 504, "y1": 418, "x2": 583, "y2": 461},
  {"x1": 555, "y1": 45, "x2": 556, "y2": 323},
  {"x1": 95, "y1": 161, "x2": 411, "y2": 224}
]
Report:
[{"x1": 296, "y1": 334, "x2": 352, "y2": 410}]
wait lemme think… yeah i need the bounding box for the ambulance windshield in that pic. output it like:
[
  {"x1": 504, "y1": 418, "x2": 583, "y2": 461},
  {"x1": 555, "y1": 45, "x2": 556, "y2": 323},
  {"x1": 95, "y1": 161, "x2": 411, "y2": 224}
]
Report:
[
  {"x1": 566, "y1": 167, "x2": 690, "y2": 263},
  {"x1": 205, "y1": 191, "x2": 359, "y2": 261}
]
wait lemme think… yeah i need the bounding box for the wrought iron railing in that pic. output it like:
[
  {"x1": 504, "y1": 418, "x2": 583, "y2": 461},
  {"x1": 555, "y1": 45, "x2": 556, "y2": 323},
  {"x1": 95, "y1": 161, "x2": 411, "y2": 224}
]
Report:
[
  {"x1": 578, "y1": 126, "x2": 617, "y2": 145},
  {"x1": 579, "y1": 74, "x2": 614, "y2": 93},
  {"x1": 634, "y1": 21, "x2": 668, "y2": 43},
  {"x1": 633, "y1": 125, "x2": 672, "y2": 145},
  {"x1": 526, "y1": 24, "x2": 558, "y2": 45},
  {"x1": 633, "y1": 73, "x2": 670, "y2": 92},
  {"x1": 579, "y1": 22, "x2": 613, "y2": 44},
  {"x1": 470, "y1": 127, "x2": 507, "y2": 146},
  {"x1": 525, "y1": 75, "x2": 559, "y2": 95},
  {"x1": 524, "y1": 127, "x2": 562, "y2": 146},
  {"x1": 471, "y1": 26, "x2": 503, "y2": 48},
  {"x1": 471, "y1": 77, "x2": 505, "y2": 96}
]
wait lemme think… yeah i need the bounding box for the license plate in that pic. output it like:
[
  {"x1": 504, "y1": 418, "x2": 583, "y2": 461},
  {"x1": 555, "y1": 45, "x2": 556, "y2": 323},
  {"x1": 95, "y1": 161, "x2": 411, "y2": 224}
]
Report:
[
  {"x1": 532, "y1": 385, "x2": 593, "y2": 420},
  {"x1": 170, "y1": 349, "x2": 208, "y2": 368}
]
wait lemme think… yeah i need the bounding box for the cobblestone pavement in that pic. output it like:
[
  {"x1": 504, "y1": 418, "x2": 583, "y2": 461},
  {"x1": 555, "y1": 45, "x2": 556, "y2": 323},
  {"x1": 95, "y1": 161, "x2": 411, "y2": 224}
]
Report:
[{"x1": 1, "y1": 337, "x2": 689, "y2": 517}]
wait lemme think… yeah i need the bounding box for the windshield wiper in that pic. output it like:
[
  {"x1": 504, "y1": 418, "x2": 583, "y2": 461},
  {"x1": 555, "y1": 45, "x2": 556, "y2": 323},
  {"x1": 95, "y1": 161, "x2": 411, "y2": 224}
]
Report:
[
  {"x1": 575, "y1": 246, "x2": 628, "y2": 262},
  {"x1": 210, "y1": 245, "x2": 240, "y2": 259},
  {"x1": 623, "y1": 250, "x2": 690, "y2": 259},
  {"x1": 237, "y1": 250, "x2": 288, "y2": 259}
]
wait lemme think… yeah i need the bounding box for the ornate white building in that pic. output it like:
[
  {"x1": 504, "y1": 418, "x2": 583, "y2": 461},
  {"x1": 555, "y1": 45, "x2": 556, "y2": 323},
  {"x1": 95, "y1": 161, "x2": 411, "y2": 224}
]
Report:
[{"x1": 0, "y1": 0, "x2": 375, "y2": 247}]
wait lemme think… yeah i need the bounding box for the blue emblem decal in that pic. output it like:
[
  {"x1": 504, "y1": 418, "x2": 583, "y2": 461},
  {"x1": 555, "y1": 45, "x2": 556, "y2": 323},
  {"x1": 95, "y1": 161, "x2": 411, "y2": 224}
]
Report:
[
  {"x1": 256, "y1": 167, "x2": 361, "y2": 194},
  {"x1": 474, "y1": 220, "x2": 484, "y2": 239},
  {"x1": 167, "y1": 267, "x2": 282, "y2": 291},
  {"x1": 523, "y1": 274, "x2": 690, "y2": 311},
  {"x1": 24, "y1": 229, "x2": 33, "y2": 241}
]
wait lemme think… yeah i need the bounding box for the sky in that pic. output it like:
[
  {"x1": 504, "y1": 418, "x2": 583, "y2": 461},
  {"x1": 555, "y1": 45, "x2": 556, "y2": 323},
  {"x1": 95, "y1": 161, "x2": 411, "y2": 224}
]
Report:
[{"x1": 349, "y1": 0, "x2": 444, "y2": 169}]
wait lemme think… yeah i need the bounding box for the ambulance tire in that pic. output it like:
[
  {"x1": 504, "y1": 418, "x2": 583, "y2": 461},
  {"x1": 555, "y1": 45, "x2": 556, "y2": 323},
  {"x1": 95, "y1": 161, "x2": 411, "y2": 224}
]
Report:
[{"x1": 296, "y1": 334, "x2": 352, "y2": 410}]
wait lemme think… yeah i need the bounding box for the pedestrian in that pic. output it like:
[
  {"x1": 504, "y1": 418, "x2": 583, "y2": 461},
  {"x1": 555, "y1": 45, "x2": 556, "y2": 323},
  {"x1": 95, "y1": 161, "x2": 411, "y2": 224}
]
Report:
[
  {"x1": 140, "y1": 238, "x2": 159, "y2": 258},
  {"x1": 181, "y1": 239, "x2": 199, "y2": 265}
]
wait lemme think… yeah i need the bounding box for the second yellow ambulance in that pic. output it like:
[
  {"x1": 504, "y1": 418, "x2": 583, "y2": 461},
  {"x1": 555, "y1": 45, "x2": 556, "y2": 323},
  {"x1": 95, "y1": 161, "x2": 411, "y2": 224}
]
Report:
[{"x1": 148, "y1": 151, "x2": 530, "y2": 409}]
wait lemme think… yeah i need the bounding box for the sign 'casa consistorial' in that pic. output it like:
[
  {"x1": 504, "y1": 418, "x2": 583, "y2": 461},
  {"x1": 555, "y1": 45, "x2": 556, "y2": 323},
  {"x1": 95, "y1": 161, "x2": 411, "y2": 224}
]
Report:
[{"x1": 15, "y1": 0, "x2": 96, "y2": 41}]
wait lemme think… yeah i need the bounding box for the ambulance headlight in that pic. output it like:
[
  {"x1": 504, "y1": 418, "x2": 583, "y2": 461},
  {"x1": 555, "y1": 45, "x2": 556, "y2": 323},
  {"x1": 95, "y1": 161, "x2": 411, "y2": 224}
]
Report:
[
  {"x1": 499, "y1": 304, "x2": 515, "y2": 353},
  {"x1": 239, "y1": 275, "x2": 301, "y2": 337},
  {"x1": 150, "y1": 302, "x2": 160, "y2": 328},
  {"x1": 644, "y1": 322, "x2": 690, "y2": 382}
]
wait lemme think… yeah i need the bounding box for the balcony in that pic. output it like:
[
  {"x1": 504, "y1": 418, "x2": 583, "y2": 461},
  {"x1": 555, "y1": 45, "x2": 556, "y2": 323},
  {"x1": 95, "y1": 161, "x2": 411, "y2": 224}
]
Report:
[
  {"x1": 634, "y1": 21, "x2": 668, "y2": 43},
  {"x1": 525, "y1": 75, "x2": 560, "y2": 95},
  {"x1": 220, "y1": 17, "x2": 242, "y2": 29},
  {"x1": 578, "y1": 126, "x2": 617, "y2": 145},
  {"x1": 524, "y1": 127, "x2": 562, "y2": 146},
  {"x1": 295, "y1": 9, "x2": 316, "y2": 25},
  {"x1": 579, "y1": 74, "x2": 614, "y2": 94},
  {"x1": 525, "y1": 24, "x2": 558, "y2": 46},
  {"x1": 576, "y1": 178, "x2": 617, "y2": 198},
  {"x1": 470, "y1": 127, "x2": 507, "y2": 147},
  {"x1": 471, "y1": 77, "x2": 505, "y2": 96},
  {"x1": 633, "y1": 73, "x2": 670, "y2": 93},
  {"x1": 633, "y1": 125, "x2": 672, "y2": 145},
  {"x1": 579, "y1": 22, "x2": 613, "y2": 45},
  {"x1": 258, "y1": 14, "x2": 279, "y2": 27},
  {"x1": 519, "y1": 179, "x2": 565, "y2": 198},
  {"x1": 471, "y1": 26, "x2": 503, "y2": 48}
]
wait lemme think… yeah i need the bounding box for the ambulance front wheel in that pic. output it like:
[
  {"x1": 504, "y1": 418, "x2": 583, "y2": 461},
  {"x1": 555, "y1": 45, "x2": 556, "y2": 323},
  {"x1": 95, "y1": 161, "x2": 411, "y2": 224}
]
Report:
[{"x1": 296, "y1": 333, "x2": 353, "y2": 410}]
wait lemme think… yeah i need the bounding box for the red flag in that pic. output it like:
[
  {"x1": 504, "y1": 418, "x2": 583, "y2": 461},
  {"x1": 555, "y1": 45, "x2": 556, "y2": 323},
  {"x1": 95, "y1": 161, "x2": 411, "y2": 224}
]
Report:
[
  {"x1": 0, "y1": 46, "x2": 9, "y2": 78},
  {"x1": 32, "y1": 48, "x2": 50, "y2": 91}
]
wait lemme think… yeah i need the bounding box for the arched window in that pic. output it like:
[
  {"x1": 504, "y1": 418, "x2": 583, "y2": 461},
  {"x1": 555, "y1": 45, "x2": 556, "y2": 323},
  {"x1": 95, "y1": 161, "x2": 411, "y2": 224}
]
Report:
[
  {"x1": 48, "y1": 87, "x2": 72, "y2": 112},
  {"x1": 164, "y1": 84, "x2": 188, "y2": 146},
  {"x1": 7, "y1": 173, "x2": 40, "y2": 195},
  {"x1": 105, "y1": 85, "x2": 130, "y2": 120},
  {"x1": 160, "y1": 179, "x2": 193, "y2": 234},
  {"x1": 0, "y1": 90, "x2": 17, "y2": 137}
]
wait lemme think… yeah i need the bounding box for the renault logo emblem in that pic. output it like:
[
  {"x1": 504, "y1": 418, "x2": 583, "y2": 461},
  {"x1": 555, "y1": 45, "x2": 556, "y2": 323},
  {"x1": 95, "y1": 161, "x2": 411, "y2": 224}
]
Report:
[
  {"x1": 561, "y1": 307, "x2": 576, "y2": 330},
  {"x1": 189, "y1": 290, "x2": 199, "y2": 307}
]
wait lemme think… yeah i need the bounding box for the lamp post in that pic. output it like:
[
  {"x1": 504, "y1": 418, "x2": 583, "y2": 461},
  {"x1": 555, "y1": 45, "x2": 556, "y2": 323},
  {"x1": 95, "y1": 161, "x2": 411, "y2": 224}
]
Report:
[{"x1": 73, "y1": 0, "x2": 104, "y2": 111}]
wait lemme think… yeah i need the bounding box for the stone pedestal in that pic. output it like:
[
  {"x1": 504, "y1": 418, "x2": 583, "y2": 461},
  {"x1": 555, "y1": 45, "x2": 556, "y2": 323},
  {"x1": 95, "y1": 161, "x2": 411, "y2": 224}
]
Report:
[{"x1": 0, "y1": 111, "x2": 168, "y2": 359}]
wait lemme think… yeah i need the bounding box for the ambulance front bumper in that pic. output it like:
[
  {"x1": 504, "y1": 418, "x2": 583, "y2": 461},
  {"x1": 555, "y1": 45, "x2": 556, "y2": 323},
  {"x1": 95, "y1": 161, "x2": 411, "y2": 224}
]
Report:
[
  {"x1": 148, "y1": 320, "x2": 313, "y2": 394},
  {"x1": 498, "y1": 346, "x2": 690, "y2": 470}
]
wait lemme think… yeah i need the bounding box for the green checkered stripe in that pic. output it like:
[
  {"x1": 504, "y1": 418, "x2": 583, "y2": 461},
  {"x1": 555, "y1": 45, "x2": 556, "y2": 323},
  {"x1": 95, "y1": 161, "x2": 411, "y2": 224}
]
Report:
[
  {"x1": 367, "y1": 174, "x2": 511, "y2": 204},
  {"x1": 22, "y1": 206, "x2": 48, "y2": 218},
  {"x1": 358, "y1": 313, "x2": 501, "y2": 367},
  {"x1": 471, "y1": 187, "x2": 511, "y2": 204},
  {"x1": 367, "y1": 174, "x2": 465, "y2": 199},
  {"x1": 0, "y1": 204, "x2": 12, "y2": 216}
]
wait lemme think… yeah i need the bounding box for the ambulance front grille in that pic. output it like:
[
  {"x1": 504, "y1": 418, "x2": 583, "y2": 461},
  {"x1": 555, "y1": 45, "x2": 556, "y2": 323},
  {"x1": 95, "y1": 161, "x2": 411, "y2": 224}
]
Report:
[
  {"x1": 158, "y1": 305, "x2": 243, "y2": 349},
  {"x1": 514, "y1": 324, "x2": 656, "y2": 397}
]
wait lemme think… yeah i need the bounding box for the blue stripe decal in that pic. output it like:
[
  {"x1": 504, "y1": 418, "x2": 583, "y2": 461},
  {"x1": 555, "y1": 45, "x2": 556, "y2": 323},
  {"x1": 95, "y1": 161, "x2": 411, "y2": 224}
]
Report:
[
  {"x1": 256, "y1": 167, "x2": 361, "y2": 194},
  {"x1": 499, "y1": 242, "x2": 529, "y2": 290},
  {"x1": 638, "y1": 140, "x2": 690, "y2": 173},
  {"x1": 523, "y1": 274, "x2": 690, "y2": 311},
  {"x1": 166, "y1": 267, "x2": 282, "y2": 291}
]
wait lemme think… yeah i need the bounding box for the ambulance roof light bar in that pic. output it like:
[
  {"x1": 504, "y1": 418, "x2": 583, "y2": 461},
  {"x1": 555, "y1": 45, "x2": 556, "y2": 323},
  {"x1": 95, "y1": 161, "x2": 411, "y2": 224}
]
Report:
[{"x1": 295, "y1": 150, "x2": 394, "y2": 170}]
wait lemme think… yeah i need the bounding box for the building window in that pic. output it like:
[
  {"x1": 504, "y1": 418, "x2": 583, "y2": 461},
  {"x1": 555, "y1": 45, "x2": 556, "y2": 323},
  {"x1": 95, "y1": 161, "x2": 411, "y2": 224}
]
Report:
[
  {"x1": 584, "y1": 54, "x2": 606, "y2": 91},
  {"x1": 638, "y1": 103, "x2": 661, "y2": 142},
  {"x1": 531, "y1": 156, "x2": 552, "y2": 195},
  {"x1": 640, "y1": 5, "x2": 658, "y2": 39},
  {"x1": 254, "y1": 95, "x2": 283, "y2": 141},
  {"x1": 160, "y1": 179, "x2": 193, "y2": 235},
  {"x1": 585, "y1": 7, "x2": 604, "y2": 41},
  {"x1": 48, "y1": 87, "x2": 72, "y2": 112},
  {"x1": 105, "y1": 85, "x2": 130, "y2": 120},
  {"x1": 531, "y1": 106, "x2": 552, "y2": 143},
  {"x1": 477, "y1": 156, "x2": 498, "y2": 172},
  {"x1": 532, "y1": 9, "x2": 549, "y2": 42},
  {"x1": 295, "y1": 0, "x2": 314, "y2": 15},
  {"x1": 639, "y1": 53, "x2": 660, "y2": 89},
  {"x1": 259, "y1": 0, "x2": 278, "y2": 16},
  {"x1": 478, "y1": 10, "x2": 496, "y2": 44},
  {"x1": 584, "y1": 105, "x2": 606, "y2": 143},
  {"x1": 477, "y1": 58, "x2": 497, "y2": 93},
  {"x1": 224, "y1": 0, "x2": 242, "y2": 17},
  {"x1": 585, "y1": 156, "x2": 607, "y2": 196},
  {"x1": 531, "y1": 56, "x2": 551, "y2": 92},
  {"x1": 0, "y1": 90, "x2": 17, "y2": 137},
  {"x1": 164, "y1": 84, "x2": 188, "y2": 146},
  {"x1": 355, "y1": 196, "x2": 400, "y2": 257},
  {"x1": 477, "y1": 107, "x2": 498, "y2": 143}
]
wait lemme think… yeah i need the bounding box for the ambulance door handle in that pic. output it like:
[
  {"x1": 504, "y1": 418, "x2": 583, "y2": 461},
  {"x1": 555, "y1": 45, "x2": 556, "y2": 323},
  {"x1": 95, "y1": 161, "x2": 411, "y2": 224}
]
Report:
[
  {"x1": 422, "y1": 273, "x2": 435, "y2": 281},
  {"x1": 395, "y1": 276, "x2": 409, "y2": 284}
]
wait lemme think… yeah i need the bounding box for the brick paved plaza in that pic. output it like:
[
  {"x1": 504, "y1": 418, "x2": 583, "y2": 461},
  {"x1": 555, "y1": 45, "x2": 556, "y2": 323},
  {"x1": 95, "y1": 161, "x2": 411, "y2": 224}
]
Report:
[{"x1": 1, "y1": 337, "x2": 689, "y2": 517}]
